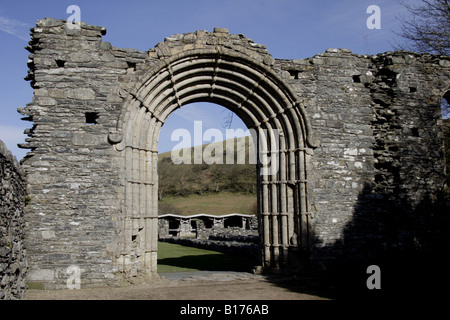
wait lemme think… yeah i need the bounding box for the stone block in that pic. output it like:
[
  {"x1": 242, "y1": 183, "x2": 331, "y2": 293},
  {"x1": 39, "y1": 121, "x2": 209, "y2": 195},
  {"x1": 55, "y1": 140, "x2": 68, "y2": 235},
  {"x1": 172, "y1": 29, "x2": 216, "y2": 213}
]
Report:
[
  {"x1": 48, "y1": 88, "x2": 67, "y2": 99},
  {"x1": 27, "y1": 269, "x2": 55, "y2": 281},
  {"x1": 69, "y1": 52, "x2": 92, "y2": 63},
  {"x1": 72, "y1": 133, "x2": 105, "y2": 146},
  {"x1": 34, "y1": 96, "x2": 57, "y2": 106},
  {"x1": 66, "y1": 88, "x2": 96, "y2": 100},
  {"x1": 213, "y1": 27, "x2": 229, "y2": 33}
]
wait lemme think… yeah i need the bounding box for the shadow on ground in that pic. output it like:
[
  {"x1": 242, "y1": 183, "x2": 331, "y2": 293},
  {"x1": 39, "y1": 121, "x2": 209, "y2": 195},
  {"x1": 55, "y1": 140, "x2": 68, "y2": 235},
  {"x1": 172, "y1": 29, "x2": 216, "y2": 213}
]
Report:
[
  {"x1": 157, "y1": 254, "x2": 255, "y2": 272},
  {"x1": 156, "y1": 183, "x2": 450, "y2": 300},
  {"x1": 270, "y1": 184, "x2": 450, "y2": 300}
]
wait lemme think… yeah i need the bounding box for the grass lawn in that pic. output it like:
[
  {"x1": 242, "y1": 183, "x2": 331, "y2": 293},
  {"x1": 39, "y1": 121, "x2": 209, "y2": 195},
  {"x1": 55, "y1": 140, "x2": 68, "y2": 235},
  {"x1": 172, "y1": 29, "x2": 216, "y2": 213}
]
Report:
[
  {"x1": 159, "y1": 192, "x2": 256, "y2": 216},
  {"x1": 157, "y1": 241, "x2": 257, "y2": 273}
]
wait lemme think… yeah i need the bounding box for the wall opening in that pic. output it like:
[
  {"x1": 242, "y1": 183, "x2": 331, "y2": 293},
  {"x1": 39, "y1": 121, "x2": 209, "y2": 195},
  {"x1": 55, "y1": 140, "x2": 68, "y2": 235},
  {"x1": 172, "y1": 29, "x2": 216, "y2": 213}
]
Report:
[
  {"x1": 352, "y1": 75, "x2": 361, "y2": 83},
  {"x1": 114, "y1": 48, "x2": 315, "y2": 279},
  {"x1": 85, "y1": 112, "x2": 99, "y2": 124},
  {"x1": 288, "y1": 70, "x2": 300, "y2": 80},
  {"x1": 442, "y1": 91, "x2": 450, "y2": 188},
  {"x1": 156, "y1": 102, "x2": 259, "y2": 273},
  {"x1": 442, "y1": 90, "x2": 450, "y2": 119},
  {"x1": 55, "y1": 59, "x2": 65, "y2": 68},
  {"x1": 126, "y1": 61, "x2": 136, "y2": 72}
]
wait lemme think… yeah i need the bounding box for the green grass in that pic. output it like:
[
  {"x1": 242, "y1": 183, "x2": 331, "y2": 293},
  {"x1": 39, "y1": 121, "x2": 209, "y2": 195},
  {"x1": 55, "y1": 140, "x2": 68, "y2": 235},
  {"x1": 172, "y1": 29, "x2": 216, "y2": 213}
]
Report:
[
  {"x1": 159, "y1": 192, "x2": 256, "y2": 216},
  {"x1": 157, "y1": 241, "x2": 256, "y2": 273}
]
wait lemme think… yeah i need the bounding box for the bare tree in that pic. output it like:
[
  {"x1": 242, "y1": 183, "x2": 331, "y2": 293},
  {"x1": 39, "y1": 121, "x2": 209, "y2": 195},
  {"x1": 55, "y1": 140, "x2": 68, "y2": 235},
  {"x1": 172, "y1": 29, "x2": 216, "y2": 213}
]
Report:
[{"x1": 395, "y1": 0, "x2": 450, "y2": 55}]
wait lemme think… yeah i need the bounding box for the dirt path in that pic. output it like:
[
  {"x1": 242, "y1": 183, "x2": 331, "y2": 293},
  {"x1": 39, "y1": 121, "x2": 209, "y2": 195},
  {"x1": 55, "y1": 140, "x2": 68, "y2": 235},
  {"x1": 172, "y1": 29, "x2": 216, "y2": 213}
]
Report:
[{"x1": 24, "y1": 271, "x2": 329, "y2": 300}]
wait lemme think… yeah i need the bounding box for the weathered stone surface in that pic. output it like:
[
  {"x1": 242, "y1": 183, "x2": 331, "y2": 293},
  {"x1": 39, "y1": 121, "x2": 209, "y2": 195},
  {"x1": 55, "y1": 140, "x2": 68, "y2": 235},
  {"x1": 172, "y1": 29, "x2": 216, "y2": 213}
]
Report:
[
  {"x1": 17, "y1": 18, "x2": 450, "y2": 289},
  {"x1": 0, "y1": 140, "x2": 27, "y2": 299},
  {"x1": 160, "y1": 237, "x2": 259, "y2": 259}
]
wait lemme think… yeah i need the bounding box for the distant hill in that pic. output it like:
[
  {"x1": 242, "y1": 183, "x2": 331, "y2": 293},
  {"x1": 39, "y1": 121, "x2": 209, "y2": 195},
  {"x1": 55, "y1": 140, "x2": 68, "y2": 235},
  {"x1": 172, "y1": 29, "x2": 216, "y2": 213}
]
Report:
[
  {"x1": 158, "y1": 135, "x2": 256, "y2": 164},
  {"x1": 158, "y1": 136, "x2": 257, "y2": 215},
  {"x1": 159, "y1": 192, "x2": 257, "y2": 216}
]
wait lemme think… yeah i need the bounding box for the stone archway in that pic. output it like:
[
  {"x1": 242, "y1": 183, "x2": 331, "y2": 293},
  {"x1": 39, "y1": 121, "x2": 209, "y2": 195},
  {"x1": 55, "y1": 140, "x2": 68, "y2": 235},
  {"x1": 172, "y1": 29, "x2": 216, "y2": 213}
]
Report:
[
  {"x1": 22, "y1": 19, "x2": 449, "y2": 289},
  {"x1": 108, "y1": 34, "x2": 318, "y2": 279}
]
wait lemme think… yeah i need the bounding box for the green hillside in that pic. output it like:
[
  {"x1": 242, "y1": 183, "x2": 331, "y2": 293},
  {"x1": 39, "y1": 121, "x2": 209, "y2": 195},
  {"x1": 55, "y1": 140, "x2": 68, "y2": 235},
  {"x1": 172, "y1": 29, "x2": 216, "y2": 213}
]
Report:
[
  {"x1": 158, "y1": 121, "x2": 450, "y2": 216},
  {"x1": 158, "y1": 137, "x2": 257, "y2": 215},
  {"x1": 157, "y1": 241, "x2": 256, "y2": 272},
  {"x1": 159, "y1": 192, "x2": 257, "y2": 216}
]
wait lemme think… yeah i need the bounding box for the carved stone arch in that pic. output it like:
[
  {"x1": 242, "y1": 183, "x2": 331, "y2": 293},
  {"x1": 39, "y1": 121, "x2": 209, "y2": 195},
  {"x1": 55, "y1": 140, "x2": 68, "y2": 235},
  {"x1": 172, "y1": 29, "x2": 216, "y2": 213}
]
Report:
[
  {"x1": 21, "y1": 19, "x2": 450, "y2": 289},
  {"x1": 110, "y1": 42, "x2": 318, "y2": 279}
]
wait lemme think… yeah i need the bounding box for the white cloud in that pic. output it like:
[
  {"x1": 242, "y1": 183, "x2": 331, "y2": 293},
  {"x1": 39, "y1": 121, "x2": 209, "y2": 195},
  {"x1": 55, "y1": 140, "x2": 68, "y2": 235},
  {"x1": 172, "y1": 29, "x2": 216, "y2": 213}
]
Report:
[{"x1": 0, "y1": 16, "x2": 29, "y2": 41}]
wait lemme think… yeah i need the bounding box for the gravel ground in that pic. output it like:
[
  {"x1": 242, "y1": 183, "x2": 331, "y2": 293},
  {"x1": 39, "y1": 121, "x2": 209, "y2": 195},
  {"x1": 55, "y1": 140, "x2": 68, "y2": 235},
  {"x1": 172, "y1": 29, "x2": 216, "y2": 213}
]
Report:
[{"x1": 23, "y1": 271, "x2": 329, "y2": 300}]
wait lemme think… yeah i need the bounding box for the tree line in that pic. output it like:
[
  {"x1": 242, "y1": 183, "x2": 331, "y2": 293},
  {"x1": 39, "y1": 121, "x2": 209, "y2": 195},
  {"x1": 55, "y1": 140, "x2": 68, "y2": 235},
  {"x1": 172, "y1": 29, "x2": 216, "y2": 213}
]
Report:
[{"x1": 158, "y1": 138, "x2": 257, "y2": 199}]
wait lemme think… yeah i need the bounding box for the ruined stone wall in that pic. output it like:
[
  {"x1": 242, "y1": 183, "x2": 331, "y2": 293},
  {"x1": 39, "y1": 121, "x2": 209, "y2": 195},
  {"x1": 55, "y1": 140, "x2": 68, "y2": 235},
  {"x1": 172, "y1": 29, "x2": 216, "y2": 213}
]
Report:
[
  {"x1": 276, "y1": 50, "x2": 377, "y2": 247},
  {"x1": 20, "y1": 18, "x2": 141, "y2": 288},
  {"x1": 277, "y1": 50, "x2": 449, "y2": 265},
  {"x1": 19, "y1": 18, "x2": 449, "y2": 288},
  {"x1": 160, "y1": 237, "x2": 259, "y2": 260},
  {"x1": 0, "y1": 140, "x2": 27, "y2": 299}
]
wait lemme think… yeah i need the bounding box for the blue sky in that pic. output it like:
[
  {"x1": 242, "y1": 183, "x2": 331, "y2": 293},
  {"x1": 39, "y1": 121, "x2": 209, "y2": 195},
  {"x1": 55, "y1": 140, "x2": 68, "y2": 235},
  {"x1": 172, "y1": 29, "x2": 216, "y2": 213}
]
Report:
[{"x1": 0, "y1": 0, "x2": 419, "y2": 159}]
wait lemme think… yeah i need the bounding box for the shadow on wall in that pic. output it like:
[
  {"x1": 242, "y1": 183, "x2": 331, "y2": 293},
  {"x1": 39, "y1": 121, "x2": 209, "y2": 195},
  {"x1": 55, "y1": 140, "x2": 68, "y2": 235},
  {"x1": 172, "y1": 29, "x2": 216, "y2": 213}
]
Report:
[{"x1": 288, "y1": 183, "x2": 450, "y2": 299}]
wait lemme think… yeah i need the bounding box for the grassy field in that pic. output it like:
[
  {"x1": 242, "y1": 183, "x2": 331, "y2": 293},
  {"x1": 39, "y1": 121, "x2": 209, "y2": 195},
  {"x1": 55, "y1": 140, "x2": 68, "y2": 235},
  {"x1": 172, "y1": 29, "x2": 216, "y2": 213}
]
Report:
[
  {"x1": 158, "y1": 192, "x2": 256, "y2": 216},
  {"x1": 157, "y1": 241, "x2": 256, "y2": 273}
]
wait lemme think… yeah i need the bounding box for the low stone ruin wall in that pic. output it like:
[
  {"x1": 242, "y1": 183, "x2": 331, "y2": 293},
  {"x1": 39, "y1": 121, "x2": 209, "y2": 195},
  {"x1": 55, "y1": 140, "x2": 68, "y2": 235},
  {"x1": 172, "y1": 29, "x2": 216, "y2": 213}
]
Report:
[
  {"x1": 195, "y1": 219, "x2": 259, "y2": 241},
  {"x1": 159, "y1": 237, "x2": 259, "y2": 259},
  {"x1": 208, "y1": 229, "x2": 259, "y2": 244},
  {"x1": 159, "y1": 216, "x2": 260, "y2": 259},
  {"x1": 0, "y1": 140, "x2": 27, "y2": 299}
]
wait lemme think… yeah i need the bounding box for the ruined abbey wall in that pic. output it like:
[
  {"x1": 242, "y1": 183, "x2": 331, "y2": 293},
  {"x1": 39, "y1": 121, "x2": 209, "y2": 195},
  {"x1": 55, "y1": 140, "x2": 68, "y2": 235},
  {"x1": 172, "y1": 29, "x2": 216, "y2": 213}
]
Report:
[
  {"x1": 277, "y1": 50, "x2": 449, "y2": 259},
  {"x1": 0, "y1": 140, "x2": 27, "y2": 299},
  {"x1": 18, "y1": 18, "x2": 449, "y2": 288}
]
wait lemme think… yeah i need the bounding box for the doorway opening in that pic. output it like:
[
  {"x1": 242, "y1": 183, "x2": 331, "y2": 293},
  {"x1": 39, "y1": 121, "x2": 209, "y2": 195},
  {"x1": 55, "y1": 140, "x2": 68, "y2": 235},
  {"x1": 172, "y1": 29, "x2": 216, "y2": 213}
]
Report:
[
  {"x1": 114, "y1": 47, "x2": 315, "y2": 279},
  {"x1": 156, "y1": 102, "x2": 259, "y2": 273}
]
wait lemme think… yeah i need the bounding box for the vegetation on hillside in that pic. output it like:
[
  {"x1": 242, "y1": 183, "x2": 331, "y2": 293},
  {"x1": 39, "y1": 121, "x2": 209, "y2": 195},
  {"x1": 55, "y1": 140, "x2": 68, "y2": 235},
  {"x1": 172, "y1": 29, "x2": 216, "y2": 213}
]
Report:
[
  {"x1": 158, "y1": 137, "x2": 257, "y2": 215},
  {"x1": 158, "y1": 137, "x2": 257, "y2": 199},
  {"x1": 157, "y1": 120, "x2": 450, "y2": 217},
  {"x1": 159, "y1": 192, "x2": 257, "y2": 216}
]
